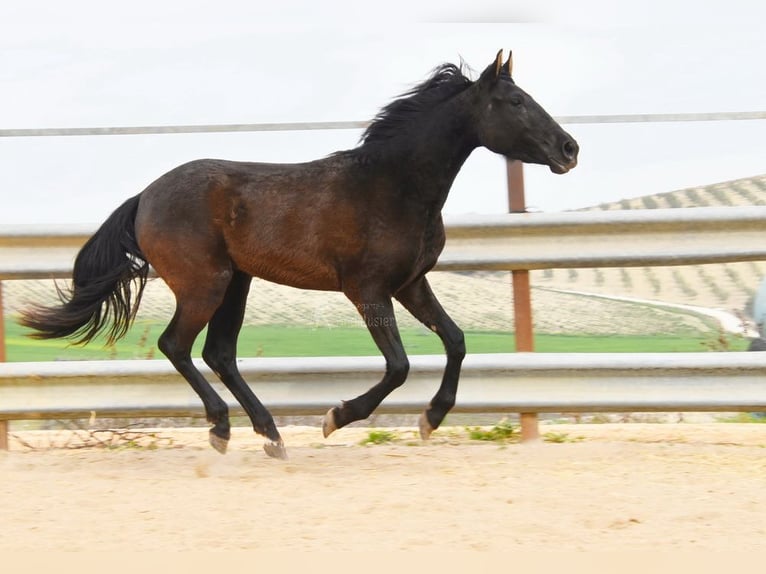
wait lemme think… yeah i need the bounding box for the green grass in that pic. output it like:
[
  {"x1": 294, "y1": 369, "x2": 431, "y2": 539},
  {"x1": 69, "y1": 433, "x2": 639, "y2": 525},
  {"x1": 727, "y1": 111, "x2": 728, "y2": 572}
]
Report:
[
  {"x1": 359, "y1": 430, "x2": 400, "y2": 445},
  {"x1": 717, "y1": 413, "x2": 766, "y2": 423},
  {"x1": 467, "y1": 419, "x2": 518, "y2": 442},
  {"x1": 542, "y1": 431, "x2": 585, "y2": 443},
  {"x1": 2, "y1": 318, "x2": 749, "y2": 362}
]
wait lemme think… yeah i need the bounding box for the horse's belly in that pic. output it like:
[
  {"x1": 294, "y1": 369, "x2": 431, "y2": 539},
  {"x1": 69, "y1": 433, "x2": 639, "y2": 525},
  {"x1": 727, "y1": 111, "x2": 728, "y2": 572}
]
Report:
[{"x1": 232, "y1": 250, "x2": 342, "y2": 292}]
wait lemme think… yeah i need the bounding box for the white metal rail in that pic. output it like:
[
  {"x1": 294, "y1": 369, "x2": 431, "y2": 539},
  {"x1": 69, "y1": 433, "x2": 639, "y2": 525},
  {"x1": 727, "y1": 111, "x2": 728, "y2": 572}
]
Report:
[
  {"x1": 2, "y1": 206, "x2": 766, "y2": 279},
  {"x1": 2, "y1": 353, "x2": 765, "y2": 423},
  {"x1": 1, "y1": 111, "x2": 764, "y2": 138}
]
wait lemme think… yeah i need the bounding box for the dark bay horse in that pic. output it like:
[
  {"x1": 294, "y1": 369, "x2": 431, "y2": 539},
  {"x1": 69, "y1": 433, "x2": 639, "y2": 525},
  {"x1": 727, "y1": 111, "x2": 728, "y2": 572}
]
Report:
[{"x1": 21, "y1": 50, "x2": 578, "y2": 458}]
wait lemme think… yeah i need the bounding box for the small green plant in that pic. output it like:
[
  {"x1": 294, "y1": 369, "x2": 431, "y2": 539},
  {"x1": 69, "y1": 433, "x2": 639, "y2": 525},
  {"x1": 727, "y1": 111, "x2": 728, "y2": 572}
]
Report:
[
  {"x1": 467, "y1": 419, "x2": 518, "y2": 443},
  {"x1": 717, "y1": 413, "x2": 766, "y2": 424},
  {"x1": 543, "y1": 431, "x2": 584, "y2": 443},
  {"x1": 359, "y1": 430, "x2": 399, "y2": 445}
]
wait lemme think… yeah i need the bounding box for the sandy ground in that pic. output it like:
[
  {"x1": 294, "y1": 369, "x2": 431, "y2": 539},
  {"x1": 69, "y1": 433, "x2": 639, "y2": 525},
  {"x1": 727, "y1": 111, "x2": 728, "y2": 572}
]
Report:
[{"x1": 1, "y1": 423, "x2": 765, "y2": 552}]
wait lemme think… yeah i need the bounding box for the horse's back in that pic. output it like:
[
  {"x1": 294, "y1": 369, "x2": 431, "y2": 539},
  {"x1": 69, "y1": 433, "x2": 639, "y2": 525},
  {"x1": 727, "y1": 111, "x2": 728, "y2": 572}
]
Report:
[
  {"x1": 135, "y1": 157, "x2": 336, "y2": 230},
  {"x1": 134, "y1": 156, "x2": 363, "y2": 291}
]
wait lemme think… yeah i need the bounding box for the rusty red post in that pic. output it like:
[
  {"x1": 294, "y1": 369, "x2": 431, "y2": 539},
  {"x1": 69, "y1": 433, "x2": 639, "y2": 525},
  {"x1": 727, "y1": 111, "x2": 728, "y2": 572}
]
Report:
[
  {"x1": 506, "y1": 159, "x2": 540, "y2": 442},
  {"x1": 0, "y1": 281, "x2": 5, "y2": 363},
  {"x1": 0, "y1": 281, "x2": 7, "y2": 450}
]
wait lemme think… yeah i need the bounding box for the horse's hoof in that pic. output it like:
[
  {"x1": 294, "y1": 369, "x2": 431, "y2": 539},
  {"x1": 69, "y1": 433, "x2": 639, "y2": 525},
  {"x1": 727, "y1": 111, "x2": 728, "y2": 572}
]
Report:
[
  {"x1": 209, "y1": 431, "x2": 229, "y2": 454},
  {"x1": 263, "y1": 440, "x2": 288, "y2": 460},
  {"x1": 418, "y1": 412, "x2": 435, "y2": 440},
  {"x1": 322, "y1": 407, "x2": 338, "y2": 438}
]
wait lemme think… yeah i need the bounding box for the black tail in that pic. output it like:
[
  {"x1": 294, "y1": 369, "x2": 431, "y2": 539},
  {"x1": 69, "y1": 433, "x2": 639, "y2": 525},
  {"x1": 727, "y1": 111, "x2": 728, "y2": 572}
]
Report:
[{"x1": 19, "y1": 194, "x2": 149, "y2": 345}]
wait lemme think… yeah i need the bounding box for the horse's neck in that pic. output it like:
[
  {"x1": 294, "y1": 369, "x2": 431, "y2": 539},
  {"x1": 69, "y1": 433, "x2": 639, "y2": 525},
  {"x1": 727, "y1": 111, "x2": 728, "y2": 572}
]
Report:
[{"x1": 380, "y1": 98, "x2": 478, "y2": 211}]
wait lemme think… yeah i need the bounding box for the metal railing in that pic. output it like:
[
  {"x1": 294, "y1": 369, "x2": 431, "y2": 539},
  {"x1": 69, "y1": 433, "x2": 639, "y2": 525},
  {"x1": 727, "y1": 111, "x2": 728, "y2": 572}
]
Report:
[
  {"x1": 3, "y1": 206, "x2": 766, "y2": 280},
  {"x1": 2, "y1": 110, "x2": 765, "y2": 448},
  {"x1": 1, "y1": 111, "x2": 764, "y2": 138},
  {"x1": 2, "y1": 206, "x2": 766, "y2": 447},
  {"x1": 2, "y1": 353, "x2": 765, "y2": 423}
]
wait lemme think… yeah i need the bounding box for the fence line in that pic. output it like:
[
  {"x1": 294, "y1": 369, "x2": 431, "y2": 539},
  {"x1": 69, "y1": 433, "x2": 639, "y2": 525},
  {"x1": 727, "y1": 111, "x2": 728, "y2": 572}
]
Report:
[
  {"x1": 2, "y1": 111, "x2": 765, "y2": 138},
  {"x1": 3, "y1": 206, "x2": 766, "y2": 280},
  {"x1": 2, "y1": 207, "x2": 766, "y2": 447},
  {"x1": 2, "y1": 111, "x2": 766, "y2": 447},
  {"x1": 2, "y1": 353, "x2": 765, "y2": 423}
]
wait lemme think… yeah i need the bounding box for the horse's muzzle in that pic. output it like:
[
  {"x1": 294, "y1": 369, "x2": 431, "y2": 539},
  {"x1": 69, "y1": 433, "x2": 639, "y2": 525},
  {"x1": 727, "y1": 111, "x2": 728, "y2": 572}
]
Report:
[{"x1": 549, "y1": 136, "x2": 579, "y2": 174}]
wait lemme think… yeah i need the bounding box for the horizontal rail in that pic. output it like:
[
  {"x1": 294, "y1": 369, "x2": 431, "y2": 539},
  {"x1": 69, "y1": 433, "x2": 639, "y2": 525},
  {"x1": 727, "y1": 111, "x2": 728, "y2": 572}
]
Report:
[
  {"x1": 2, "y1": 353, "x2": 765, "y2": 422},
  {"x1": 555, "y1": 111, "x2": 766, "y2": 125},
  {"x1": 0, "y1": 121, "x2": 370, "y2": 138},
  {"x1": 1, "y1": 112, "x2": 764, "y2": 138},
  {"x1": 440, "y1": 206, "x2": 766, "y2": 270},
  {"x1": 2, "y1": 206, "x2": 766, "y2": 279}
]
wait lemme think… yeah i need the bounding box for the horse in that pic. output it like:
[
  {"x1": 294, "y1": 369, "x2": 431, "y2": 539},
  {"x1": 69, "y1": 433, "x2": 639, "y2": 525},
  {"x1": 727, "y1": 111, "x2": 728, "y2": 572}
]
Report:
[{"x1": 20, "y1": 50, "x2": 578, "y2": 459}]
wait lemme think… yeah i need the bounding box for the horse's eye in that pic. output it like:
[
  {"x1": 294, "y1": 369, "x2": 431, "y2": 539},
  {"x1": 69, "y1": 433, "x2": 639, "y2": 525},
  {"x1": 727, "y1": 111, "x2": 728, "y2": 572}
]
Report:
[{"x1": 510, "y1": 94, "x2": 524, "y2": 107}]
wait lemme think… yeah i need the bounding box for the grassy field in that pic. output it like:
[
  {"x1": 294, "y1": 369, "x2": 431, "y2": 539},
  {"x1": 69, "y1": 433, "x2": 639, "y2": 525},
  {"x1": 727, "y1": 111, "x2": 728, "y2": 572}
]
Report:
[{"x1": 3, "y1": 319, "x2": 748, "y2": 362}]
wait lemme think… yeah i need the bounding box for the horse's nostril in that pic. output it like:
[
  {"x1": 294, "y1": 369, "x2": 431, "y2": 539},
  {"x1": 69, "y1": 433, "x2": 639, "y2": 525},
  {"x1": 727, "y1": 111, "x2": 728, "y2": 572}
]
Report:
[{"x1": 562, "y1": 139, "x2": 577, "y2": 160}]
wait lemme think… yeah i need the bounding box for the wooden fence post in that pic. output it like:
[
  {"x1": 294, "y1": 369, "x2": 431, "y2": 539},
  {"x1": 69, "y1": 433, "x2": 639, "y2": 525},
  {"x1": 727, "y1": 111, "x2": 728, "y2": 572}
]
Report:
[
  {"x1": 0, "y1": 281, "x2": 5, "y2": 363},
  {"x1": 0, "y1": 421, "x2": 7, "y2": 451},
  {"x1": 506, "y1": 159, "x2": 540, "y2": 442},
  {"x1": 0, "y1": 281, "x2": 7, "y2": 449}
]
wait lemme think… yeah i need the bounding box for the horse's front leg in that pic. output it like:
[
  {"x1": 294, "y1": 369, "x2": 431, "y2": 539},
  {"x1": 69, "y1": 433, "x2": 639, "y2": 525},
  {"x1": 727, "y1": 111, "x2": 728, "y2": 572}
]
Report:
[
  {"x1": 322, "y1": 295, "x2": 409, "y2": 437},
  {"x1": 395, "y1": 276, "x2": 465, "y2": 439}
]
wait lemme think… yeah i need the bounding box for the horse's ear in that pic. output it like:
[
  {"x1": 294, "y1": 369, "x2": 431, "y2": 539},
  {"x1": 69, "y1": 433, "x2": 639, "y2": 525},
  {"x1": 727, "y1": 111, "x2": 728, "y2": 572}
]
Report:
[
  {"x1": 479, "y1": 50, "x2": 505, "y2": 84},
  {"x1": 494, "y1": 49, "x2": 504, "y2": 77},
  {"x1": 505, "y1": 50, "x2": 513, "y2": 77}
]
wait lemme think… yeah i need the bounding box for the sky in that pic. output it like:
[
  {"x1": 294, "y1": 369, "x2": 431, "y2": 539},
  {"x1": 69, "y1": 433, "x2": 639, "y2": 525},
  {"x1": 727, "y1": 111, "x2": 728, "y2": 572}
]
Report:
[{"x1": 1, "y1": 0, "x2": 764, "y2": 225}]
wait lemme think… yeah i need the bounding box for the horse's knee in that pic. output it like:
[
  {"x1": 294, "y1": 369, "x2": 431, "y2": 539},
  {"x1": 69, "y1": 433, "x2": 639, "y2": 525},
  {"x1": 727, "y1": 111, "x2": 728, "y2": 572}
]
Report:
[{"x1": 387, "y1": 356, "x2": 410, "y2": 387}]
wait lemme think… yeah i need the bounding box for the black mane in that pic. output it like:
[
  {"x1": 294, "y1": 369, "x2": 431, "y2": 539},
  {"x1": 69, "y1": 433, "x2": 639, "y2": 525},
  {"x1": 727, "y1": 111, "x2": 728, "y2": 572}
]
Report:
[{"x1": 360, "y1": 63, "x2": 473, "y2": 145}]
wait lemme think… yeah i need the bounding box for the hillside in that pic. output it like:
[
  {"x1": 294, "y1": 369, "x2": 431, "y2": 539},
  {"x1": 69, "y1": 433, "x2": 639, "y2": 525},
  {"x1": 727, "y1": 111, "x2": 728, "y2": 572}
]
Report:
[
  {"x1": 533, "y1": 173, "x2": 766, "y2": 330},
  {"x1": 584, "y1": 174, "x2": 766, "y2": 211}
]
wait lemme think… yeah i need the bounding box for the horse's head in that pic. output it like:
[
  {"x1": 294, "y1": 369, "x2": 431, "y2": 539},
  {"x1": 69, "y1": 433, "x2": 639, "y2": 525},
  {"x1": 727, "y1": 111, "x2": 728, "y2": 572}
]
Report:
[{"x1": 475, "y1": 50, "x2": 578, "y2": 174}]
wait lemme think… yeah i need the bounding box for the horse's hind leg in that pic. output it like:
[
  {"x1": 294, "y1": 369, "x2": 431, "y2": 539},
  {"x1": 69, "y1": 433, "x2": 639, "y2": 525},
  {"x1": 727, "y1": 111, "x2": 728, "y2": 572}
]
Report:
[
  {"x1": 395, "y1": 277, "x2": 465, "y2": 439},
  {"x1": 158, "y1": 279, "x2": 232, "y2": 454},
  {"x1": 202, "y1": 270, "x2": 286, "y2": 459}
]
